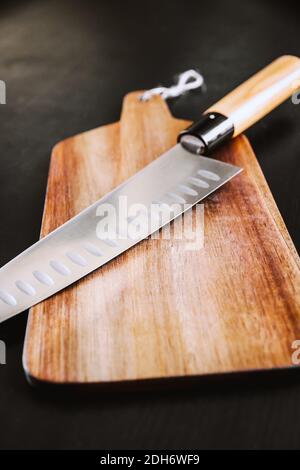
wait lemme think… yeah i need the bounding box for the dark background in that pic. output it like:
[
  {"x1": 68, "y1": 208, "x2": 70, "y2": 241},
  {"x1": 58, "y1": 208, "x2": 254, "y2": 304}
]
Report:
[{"x1": 0, "y1": 0, "x2": 299, "y2": 450}]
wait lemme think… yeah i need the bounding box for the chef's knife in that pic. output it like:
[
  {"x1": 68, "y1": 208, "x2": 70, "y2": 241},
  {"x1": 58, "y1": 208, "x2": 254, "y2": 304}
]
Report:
[{"x1": 1, "y1": 55, "x2": 300, "y2": 322}]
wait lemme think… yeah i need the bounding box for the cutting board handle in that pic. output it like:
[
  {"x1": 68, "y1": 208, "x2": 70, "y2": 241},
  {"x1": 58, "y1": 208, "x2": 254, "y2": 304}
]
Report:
[{"x1": 206, "y1": 55, "x2": 300, "y2": 136}]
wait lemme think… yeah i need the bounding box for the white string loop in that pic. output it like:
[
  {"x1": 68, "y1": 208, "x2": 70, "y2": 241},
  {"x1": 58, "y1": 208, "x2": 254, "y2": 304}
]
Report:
[{"x1": 140, "y1": 69, "x2": 204, "y2": 102}]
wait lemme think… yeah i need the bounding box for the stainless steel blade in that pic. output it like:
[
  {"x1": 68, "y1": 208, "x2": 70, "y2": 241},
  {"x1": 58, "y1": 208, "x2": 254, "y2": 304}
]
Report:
[{"x1": 0, "y1": 144, "x2": 241, "y2": 322}]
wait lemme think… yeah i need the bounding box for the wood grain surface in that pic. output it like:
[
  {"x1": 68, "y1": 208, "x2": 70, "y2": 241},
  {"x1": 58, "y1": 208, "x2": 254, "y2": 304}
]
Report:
[{"x1": 23, "y1": 92, "x2": 300, "y2": 384}]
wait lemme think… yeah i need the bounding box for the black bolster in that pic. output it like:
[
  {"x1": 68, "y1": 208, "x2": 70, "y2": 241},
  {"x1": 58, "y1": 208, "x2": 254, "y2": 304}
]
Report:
[{"x1": 178, "y1": 112, "x2": 234, "y2": 154}]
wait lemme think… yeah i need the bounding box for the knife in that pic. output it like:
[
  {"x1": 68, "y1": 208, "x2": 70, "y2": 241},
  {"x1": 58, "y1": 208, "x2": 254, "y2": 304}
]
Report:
[{"x1": 0, "y1": 55, "x2": 300, "y2": 322}]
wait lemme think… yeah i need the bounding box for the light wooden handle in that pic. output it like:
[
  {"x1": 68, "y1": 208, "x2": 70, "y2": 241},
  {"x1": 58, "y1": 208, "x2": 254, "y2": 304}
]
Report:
[{"x1": 206, "y1": 55, "x2": 300, "y2": 136}]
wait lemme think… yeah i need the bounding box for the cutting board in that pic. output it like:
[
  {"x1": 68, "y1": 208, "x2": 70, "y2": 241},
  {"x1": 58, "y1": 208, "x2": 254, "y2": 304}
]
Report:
[{"x1": 23, "y1": 92, "x2": 300, "y2": 385}]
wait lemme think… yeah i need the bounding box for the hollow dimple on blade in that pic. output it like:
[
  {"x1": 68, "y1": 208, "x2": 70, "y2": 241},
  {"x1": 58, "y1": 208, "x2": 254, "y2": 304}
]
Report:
[{"x1": 0, "y1": 144, "x2": 242, "y2": 322}]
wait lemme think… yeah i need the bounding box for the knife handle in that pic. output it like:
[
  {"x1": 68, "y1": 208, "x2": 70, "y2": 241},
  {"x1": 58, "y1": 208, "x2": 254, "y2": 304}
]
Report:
[{"x1": 179, "y1": 55, "x2": 300, "y2": 154}]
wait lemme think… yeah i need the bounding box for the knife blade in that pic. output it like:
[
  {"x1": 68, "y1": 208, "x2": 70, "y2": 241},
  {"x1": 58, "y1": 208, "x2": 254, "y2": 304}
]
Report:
[{"x1": 0, "y1": 55, "x2": 300, "y2": 322}]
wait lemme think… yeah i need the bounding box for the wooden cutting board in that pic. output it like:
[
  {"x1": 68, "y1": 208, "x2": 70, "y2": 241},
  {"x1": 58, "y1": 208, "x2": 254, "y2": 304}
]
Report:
[{"x1": 23, "y1": 92, "x2": 300, "y2": 385}]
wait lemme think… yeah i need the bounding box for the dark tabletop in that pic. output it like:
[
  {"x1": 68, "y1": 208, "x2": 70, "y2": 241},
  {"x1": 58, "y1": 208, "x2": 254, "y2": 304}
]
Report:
[{"x1": 0, "y1": 0, "x2": 299, "y2": 450}]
